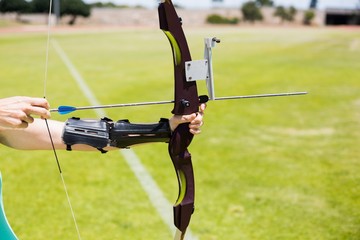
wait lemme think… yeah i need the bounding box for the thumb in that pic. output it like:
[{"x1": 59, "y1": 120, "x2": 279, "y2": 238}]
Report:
[
  {"x1": 169, "y1": 113, "x2": 197, "y2": 131},
  {"x1": 179, "y1": 113, "x2": 197, "y2": 124}
]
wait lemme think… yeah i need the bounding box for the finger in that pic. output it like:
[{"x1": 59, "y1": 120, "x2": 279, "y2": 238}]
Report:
[
  {"x1": 17, "y1": 121, "x2": 29, "y2": 128},
  {"x1": 177, "y1": 113, "x2": 197, "y2": 124},
  {"x1": 199, "y1": 103, "x2": 206, "y2": 113},
  {"x1": 21, "y1": 114, "x2": 34, "y2": 124},
  {"x1": 189, "y1": 127, "x2": 201, "y2": 135},
  {"x1": 15, "y1": 111, "x2": 33, "y2": 125},
  {"x1": 192, "y1": 103, "x2": 206, "y2": 123},
  {"x1": 190, "y1": 113, "x2": 204, "y2": 125},
  {"x1": 25, "y1": 106, "x2": 51, "y2": 119},
  {"x1": 2, "y1": 118, "x2": 29, "y2": 129},
  {"x1": 22, "y1": 97, "x2": 51, "y2": 118},
  {"x1": 189, "y1": 121, "x2": 203, "y2": 128},
  {"x1": 26, "y1": 97, "x2": 50, "y2": 109}
]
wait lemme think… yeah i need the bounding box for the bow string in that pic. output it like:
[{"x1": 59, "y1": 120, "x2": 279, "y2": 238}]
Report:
[{"x1": 43, "y1": 1, "x2": 82, "y2": 239}]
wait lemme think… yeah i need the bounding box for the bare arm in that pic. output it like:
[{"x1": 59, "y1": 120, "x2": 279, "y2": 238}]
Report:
[
  {"x1": 0, "y1": 119, "x2": 64, "y2": 150},
  {"x1": 0, "y1": 119, "x2": 106, "y2": 151},
  {"x1": 0, "y1": 96, "x2": 206, "y2": 151}
]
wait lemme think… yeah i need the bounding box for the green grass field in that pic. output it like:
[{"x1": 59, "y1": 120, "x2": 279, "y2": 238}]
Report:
[{"x1": 0, "y1": 25, "x2": 359, "y2": 240}]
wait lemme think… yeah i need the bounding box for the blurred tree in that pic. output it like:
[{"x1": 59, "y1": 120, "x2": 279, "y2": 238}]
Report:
[
  {"x1": 32, "y1": 0, "x2": 90, "y2": 25},
  {"x1": 289, "y1": 6, "x2": 297, "y2": 20},
  {"x1": 31, "y1": 0, "x2": 50, "y2": 13},
  {"x1": 61, "y1": 0, "x2": 90, "y2": 25},
  {"x1": 274, "y1": 6, "x2": 297, "y2": 23},
  {"x1": 255, "y1": 0, "x2": 274, "y2": 7},
  {"x1": 206, "y1": 13, "x2": 239, "y2": 24},
  {"x1": 89, "y1": 1, "x2": 122, "y2": 8},
  {"x1": 241, "y1": 1, "x2": 263, "y2": 23},
  {"x1": 303, "y1": 10, "x2": 315, "y2": 25},
  {"x1": 0, "y1": 0, "x2": 30, "y2": 21}
]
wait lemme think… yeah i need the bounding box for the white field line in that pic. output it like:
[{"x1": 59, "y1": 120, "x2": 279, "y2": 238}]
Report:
[
  {"x1": 349, "y1": 39, "x2": 359, "y2": 51},
  {"x1": 51, "y1": 39, "x2": 197, "y2": 240}
]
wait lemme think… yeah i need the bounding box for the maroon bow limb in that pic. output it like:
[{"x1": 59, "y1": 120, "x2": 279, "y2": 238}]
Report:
[{"x1": 159, "y1": 1, "x2": 199, "y2": 238}]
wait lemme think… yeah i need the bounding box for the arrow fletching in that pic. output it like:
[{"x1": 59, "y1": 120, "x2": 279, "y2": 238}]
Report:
[{"x1": 57, "y1": 106, "x2": 77, "y2": 115}]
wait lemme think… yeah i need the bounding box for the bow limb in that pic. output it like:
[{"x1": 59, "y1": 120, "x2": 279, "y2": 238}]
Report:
[{"x1": 159, "y1": 1, "x2": 199, "y2": 239}]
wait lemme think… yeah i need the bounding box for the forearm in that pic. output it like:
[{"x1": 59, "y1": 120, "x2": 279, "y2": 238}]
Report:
[
  {"x1": 0, "y1": 119, "x2": 66, "y2": 150},
  {"x1": 0, "y1": 117, "x2": 171, "y2": 152},
  {"x1": 0, "y1": 105, "x2": 205, "y2": 151}
]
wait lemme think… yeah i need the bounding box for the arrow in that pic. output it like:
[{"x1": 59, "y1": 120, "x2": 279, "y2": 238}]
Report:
[
  {"x1": 50, "y1": 91, "x2": 308, "y2": 115},
  {"x1": 50, "y1": 100, "x2": 175, "y2": 115}
]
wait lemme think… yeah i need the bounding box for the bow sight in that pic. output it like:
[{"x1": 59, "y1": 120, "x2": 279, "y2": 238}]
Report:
[{"x1": 50, "y1": 36, "x2": 306, "y2": 115}]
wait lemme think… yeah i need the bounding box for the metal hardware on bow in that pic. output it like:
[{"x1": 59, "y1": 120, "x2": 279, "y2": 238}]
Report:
[{"x1": 49, "y1": 27, "x2": 307, "y2": 116}]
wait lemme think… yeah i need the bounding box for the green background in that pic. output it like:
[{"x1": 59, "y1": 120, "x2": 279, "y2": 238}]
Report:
[{"x1": 0, "y1": 26, "x2": 359, "y2": 239}]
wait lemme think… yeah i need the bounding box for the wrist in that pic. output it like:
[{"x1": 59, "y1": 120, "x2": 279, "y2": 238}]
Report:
[{"x1": 169, "y1": 116, "x2": 176, "y2": 132}]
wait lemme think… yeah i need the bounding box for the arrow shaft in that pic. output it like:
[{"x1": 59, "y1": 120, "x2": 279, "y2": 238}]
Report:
[
  {"x1": 50, "y1": 100, "x2": 175, "y2": 113},
  {"x1": 50, "y1": 91, "x2": 307, "y2": 113},
  {"x1": 213, "y1": 91, "x2": 307, "y2": 101}
]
